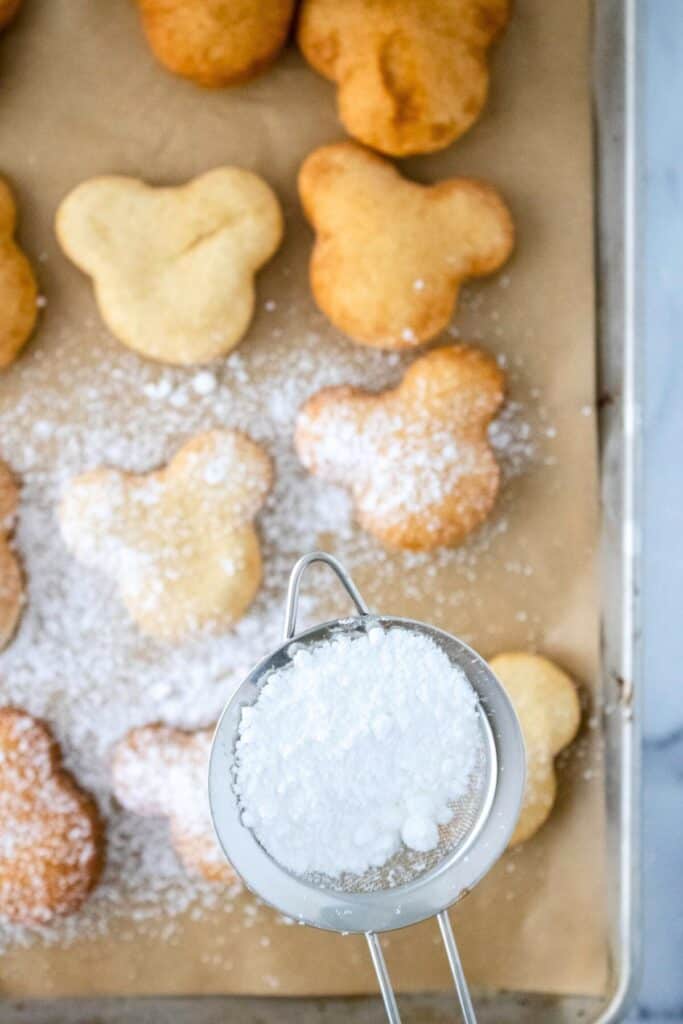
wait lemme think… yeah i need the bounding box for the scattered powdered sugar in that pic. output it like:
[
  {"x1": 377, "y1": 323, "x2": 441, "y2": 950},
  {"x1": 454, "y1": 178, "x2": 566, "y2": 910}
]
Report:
[
  {"x1": 191, "y1": 371, "x2": 217, "y2": 397},
  {"x1": 0, "y1": 319, "x2": 542, "y2": 949},
  {"x1": 235, "y1": 626, "x2": 483, "y2": 879}
]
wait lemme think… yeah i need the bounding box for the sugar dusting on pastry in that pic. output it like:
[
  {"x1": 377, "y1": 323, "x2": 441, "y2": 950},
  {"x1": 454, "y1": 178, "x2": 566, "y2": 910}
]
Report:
[
  {"x1": 296, "y1": 345, "x2": 504, "y2": 549},
  {"x1": 0, "y1": 292, "x2": 543, "y2": 948},
  {"x1": 58, "y1": 430, "x2": 272, "y2": 642},
  {"x1": 111, "y1": 724, "x2": 234, "y2": 884},
  {"x1": 0, "y1": 708, "x2": 103, "y2": 925}
]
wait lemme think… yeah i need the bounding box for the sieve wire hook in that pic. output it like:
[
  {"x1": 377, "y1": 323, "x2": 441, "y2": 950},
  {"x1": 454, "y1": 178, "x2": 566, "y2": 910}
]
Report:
[
  {"x1": 282, "y1": 550, "x2": 369, "y2": 640},
  {"x1": 279, "y1": 552, "x2": 479, "y2": 1024}
]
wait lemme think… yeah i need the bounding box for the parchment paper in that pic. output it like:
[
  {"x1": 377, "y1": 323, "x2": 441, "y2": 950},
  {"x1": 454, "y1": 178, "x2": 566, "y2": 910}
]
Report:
[{"x1": 0, "y1": 0, "x2": 607, "y2": 999}]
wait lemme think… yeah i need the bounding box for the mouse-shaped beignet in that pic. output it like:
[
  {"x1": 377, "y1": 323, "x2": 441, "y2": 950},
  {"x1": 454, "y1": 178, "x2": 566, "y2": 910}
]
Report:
[
  {"x1": 112, "y1": 723, "x2": 235, "y2": 883},
  {"x1": 298, "y1": 0, "x2": 510, "y2": 156},
  {"x1": 0, "y1": 458, "x2": 25, "y2": 650},
  {"x1": 138, "y1": 0, "x2": 296, "y2": 87},
  {"x1": 0, "y1": 708, "x2": 104, "y2": 924},
  {"x1": 56, "y1": 168, "x2": 283, "y2": 366},
  {"x1": 0, "y1": 178, "x2": 38, "y2": 369},
  {"x1": 299, "y1": 142, "x2": 513, "y2": 349},
  {"x1": 0, "y1": 0, "x2": 22, "y2": 30},
  {"x1": 490, "y1": 652, "x2": 581, "y2": 847},
  {"x1": 296, "y1": 345, "x2": 504, "y2": 550},
  {"x1": 58, "y1": 431, "x2": 272, "y2": 643}
]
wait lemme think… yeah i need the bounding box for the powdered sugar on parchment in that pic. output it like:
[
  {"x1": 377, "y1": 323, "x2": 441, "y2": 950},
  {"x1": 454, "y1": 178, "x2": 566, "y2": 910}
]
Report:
[{"x1": 0, "y1": 310, "x2": 543, "y2": 950}]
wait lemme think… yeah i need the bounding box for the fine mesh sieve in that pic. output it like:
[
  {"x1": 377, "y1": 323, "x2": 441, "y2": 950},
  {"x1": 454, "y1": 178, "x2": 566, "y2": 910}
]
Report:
[
  {"x1": 301, "y1": 727, "x2": 493, "y2": 898},
  {"x1": 209, "y1": 552, "x2": 526, "y2": 1024}
]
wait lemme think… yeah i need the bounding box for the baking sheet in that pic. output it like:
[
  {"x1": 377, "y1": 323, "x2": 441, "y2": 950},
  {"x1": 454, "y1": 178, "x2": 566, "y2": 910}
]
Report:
[{"x1": 0, "y1": 0, "x2": 607, "y2": 1000}]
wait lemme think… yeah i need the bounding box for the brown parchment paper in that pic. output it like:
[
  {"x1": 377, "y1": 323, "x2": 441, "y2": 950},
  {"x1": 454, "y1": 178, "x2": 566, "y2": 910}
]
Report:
[{"x1": 0, "y1": 0, "x2": 607, "y2": 1000}]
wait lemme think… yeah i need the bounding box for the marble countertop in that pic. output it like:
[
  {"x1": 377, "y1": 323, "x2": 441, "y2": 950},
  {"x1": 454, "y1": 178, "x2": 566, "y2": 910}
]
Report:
[{"x1": 629, "y1": 1, "x2": 683, "y2": 1020}]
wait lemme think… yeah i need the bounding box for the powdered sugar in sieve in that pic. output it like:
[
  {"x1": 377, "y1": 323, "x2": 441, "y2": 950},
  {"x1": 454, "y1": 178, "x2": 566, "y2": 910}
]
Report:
[{"x1": 233, "y1": 625, "x2": 491, "y2": 894}]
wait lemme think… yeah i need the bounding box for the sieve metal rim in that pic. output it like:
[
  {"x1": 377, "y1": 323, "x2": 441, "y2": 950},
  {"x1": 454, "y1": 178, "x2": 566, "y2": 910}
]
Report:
[{"x1": 209, "y1": 614, "x2": 525, "y2": 936}]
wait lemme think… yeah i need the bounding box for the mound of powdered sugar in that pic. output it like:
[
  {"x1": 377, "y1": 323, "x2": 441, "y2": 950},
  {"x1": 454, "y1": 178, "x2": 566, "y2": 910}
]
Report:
[{"x1": 234, "y1": 626, "x2": 484, "y2": 879}]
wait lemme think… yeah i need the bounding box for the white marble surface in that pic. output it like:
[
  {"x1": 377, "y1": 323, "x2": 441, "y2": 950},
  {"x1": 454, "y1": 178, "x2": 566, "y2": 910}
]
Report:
[{"x1": 628, "y1": 1, "x2": 683, "y2": 1020}]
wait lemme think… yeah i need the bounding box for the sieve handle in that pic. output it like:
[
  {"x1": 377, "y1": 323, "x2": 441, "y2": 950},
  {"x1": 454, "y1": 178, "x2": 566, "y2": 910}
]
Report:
[
  {"x1": 282, "y1": 551, "x2": 369, "y2": 640},
  {"x1": 437, "y1": 910, "x2": 478, "y2": 1023},
  {"x1": 366, "y1": 933, "x2": 402, "y2": 1024},
  {"x1": 366, "y1": 920, "x2": 477, "y2": 1024}
]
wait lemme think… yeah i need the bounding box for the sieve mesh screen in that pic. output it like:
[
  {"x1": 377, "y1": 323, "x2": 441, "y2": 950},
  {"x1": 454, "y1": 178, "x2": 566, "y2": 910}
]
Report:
[
  {"x1": 300, "y1": 722, "x2": 493, "y2": 894},
  {"x1": 233, "y1": 618, "x2": 496, "y2": 897}
]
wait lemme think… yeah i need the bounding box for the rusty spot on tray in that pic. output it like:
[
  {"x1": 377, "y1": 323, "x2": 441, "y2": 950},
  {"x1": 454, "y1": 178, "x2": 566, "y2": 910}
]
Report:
[{"x1": 615, "y1": 673, "x2": 634, "y2": 709}]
